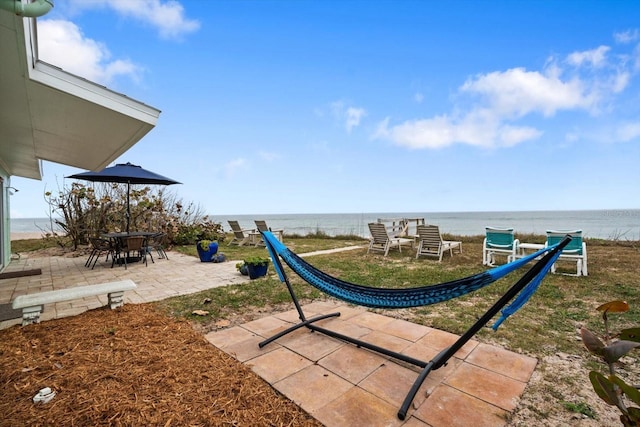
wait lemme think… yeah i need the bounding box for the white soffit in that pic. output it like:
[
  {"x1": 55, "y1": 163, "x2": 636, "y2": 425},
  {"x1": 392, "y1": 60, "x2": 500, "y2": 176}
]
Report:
[{"x1": 0, "y1": 11, "x2": 161, "y2": 179}]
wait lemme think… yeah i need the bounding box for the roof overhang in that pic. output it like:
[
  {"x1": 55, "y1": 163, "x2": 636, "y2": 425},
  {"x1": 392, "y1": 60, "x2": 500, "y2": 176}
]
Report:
[{"x1": 0, "y1": 9, "x2": 161, "y2": 180}]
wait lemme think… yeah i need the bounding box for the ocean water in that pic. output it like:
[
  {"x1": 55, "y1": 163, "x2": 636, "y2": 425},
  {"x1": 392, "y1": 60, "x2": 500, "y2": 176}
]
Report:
[{"x1": 11, "y1": 210, "x2": 640, "y2": 240}]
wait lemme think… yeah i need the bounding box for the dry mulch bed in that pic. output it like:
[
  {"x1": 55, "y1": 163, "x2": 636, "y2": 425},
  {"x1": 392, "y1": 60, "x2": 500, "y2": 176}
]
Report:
[{"x1": 0, "y1": 304, "x2": 321, "y2": 427}]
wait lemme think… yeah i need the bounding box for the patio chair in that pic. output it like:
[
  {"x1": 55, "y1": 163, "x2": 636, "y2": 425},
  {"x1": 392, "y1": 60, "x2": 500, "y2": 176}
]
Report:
[
  {"x1": 254, "y1": 220, "x2": 284, "y2": 246},
  {"x1": 546, "y1": 230, "x2": 588, "y2": 276},
  {"x1": 146, "y1": 232, "x2": 168, "y2": 262},
  {"x1": 114, "y1": 236, "x2": 148, "y2": 269},
  {"x1": 227, "y1": 220, "x2": 254, "y2": 246},
  {"x1": 415, "y1": 224, "x2": 462, "y2": 261},
  {"x1": 367, "y1": 222, "x2": 414, "y2": 256},
  {"x1": 85, "y1": 237, "x2": 116, "y2": 269},
  {"x1": 483, "y1": 226, "x2": 520, "y2": 266}
]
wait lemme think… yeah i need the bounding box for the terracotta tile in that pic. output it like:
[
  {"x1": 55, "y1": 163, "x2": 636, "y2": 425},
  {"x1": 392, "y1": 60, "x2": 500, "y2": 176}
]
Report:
[
  {"x1": 360, "y1": 330, "x2": 413, "y2": 353},
  {"x1": 318, "y1": 316, "x2": 372, "y2": 339},
  {"x1": 465, "y1": 342, "x2": 537, "y2": 382},
  {"x1": 402, "y1": 340, "x2": 441, "y2": 362},
  {"x1": 248, "y1": 347, "x2": 312, "y2": 383},
  {"x1": 302, "y1": 300, "x2": 343, "y2": 313},
  {"x1": 312, "y1": 386, "x2": 403, "y2": 427},
  {"x1": 401, "y1": 416, "x2": 430, "y2": 426},
  {"x1": 273, "y1": 308, "x2": 304, "y2": 323},
  {"x1": 413, "y1": 384, "x2": 508, "y2": 427},
  {"x1": 331, "y1": 304, "x2": 367, "y2": 320},
  {"x1": 415, "y1": 329, "x2": 478, "y2": 359},
  {"x1": 241, "y1": 315, "x2": 291, "y2": 337},
  {"x1": 351, "y1": 311, "x2": 395, "y2": 330},
  {"x1": 359, "y1": 361, "x2": 432, "y2": 409},
  {"x1": 318, "y1": 344, "x2": 387, "y2": 384},
  {"x1": 204, "y1": 326, "x2": 256, "y2": 348},
  {"x1": 278, "y1": 328, "x2": 344, "y2": 361},
  {"x1": 401, "y1": 340, "x2": 463, "y2": 383},
  {"x1": 384, "y1": 318, "x2": 433, "y2": 342},
  {"x1": 274, "y1": 364, "x2": 353, "y2": 413},
  {"x1": 261, "y1": 321, "x2": 310, "y2": 348},
  {"x1": 445, "y1": 363, "x2": 526, "y2": 411},
  {"x1": 218, "y1": 334, "x2": 271, "y2": 362}
]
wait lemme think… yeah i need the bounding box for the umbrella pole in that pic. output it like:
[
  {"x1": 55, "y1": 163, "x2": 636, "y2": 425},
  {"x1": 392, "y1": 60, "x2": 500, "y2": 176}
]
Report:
[{"x1": 126, "y1": 181, "x2": 131, "y2": 233}]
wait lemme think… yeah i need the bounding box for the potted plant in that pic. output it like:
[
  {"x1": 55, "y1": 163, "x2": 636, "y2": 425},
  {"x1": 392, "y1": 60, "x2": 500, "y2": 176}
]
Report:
[
  {"x1": 243, "y1": 256, "x2": 270, "y2": 279},
  {"x1": 196, "y1": 239, "x2": 218, "y2": 262},
  {"x1": 236, "y1": 262, "x2": 249, "y2": 276}
]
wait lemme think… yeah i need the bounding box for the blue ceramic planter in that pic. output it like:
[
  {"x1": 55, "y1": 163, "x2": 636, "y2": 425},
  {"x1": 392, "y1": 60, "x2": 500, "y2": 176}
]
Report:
[
  {"x1": 196, "y1": 241, "x2": 218, "y2": 262},
  {"x1": 247, "y1": 263, "x2": 268, "y2": 279}
]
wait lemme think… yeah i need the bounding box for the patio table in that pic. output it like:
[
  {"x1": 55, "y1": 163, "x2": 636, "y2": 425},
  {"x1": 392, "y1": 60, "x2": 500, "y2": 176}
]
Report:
[{"x1": 102, "y1": 232, "x2": 157, "y2": 265}]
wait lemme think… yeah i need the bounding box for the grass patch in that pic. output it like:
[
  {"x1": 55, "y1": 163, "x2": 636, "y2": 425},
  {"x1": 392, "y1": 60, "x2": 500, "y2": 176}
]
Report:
[
  {"x1": 561, "y1": 401, "x2": 596, "y2": 419},
  {"x1": 10, "y1": 237, "x2": 61, "y2": 252}
]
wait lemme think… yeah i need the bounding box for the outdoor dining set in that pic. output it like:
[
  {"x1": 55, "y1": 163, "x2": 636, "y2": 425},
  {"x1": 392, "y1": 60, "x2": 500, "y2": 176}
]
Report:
[{"x1": 85, "y1": 231, "x2": 168, "y2": 270}]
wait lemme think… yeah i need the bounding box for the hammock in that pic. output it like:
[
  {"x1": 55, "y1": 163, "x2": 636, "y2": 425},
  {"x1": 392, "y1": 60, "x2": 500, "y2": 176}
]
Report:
[
  {"x1": 259, "y1": 230, "x2": 570, "y2": 420},
  {"x1": 263, "y1": 230, "x2": 559, "y2": 310}
]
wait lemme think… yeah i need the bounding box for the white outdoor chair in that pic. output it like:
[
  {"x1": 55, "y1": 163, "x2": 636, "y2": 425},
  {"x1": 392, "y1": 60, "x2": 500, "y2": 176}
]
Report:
[
  {"x1": 415, "y1": 224, "x2": 462, "y2": 262},
  {"x1": 483, "y1": 226, "x2": 519, "y2": 266},
  {"x1": 546, "y1": 230, "x2": 588, "y2": 276},
  {"x1": 367, "y1": 222, "x2": 414, "y2": 256}
]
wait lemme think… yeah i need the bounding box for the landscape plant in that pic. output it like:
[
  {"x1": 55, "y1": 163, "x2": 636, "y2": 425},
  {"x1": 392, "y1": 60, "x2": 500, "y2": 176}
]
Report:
[
  {"x1": 243, "y1": 256, "x2": 270, "y2": 266},
  {"x1": 43, "y1": 181, "x2": 224, "y2": 249},
  {"x1": 580, "y1": 300, "x2": 640, "y2": 426}
]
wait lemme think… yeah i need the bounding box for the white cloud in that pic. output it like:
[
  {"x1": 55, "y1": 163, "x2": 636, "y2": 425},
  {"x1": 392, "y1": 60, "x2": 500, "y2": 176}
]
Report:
[
  {"x1": 330, "y1": 101, "x2": 367, "y2": 132},
  {"x1": 566, "y1": 45, "x2": 610, "y2": 68},
  {"x1": 223, "y1": 158, "x2": 247, "y2": 178},
  {"x1": 68, "y1": 0, "x2": 200, "y2": 39},
  {"x1": 375, "y1": 42, "x2": 638, "y2": 151},
  {"x1": 460, "y1": 67, "x2": 595, "y2": 117},
  {"x1": 498, "y1": 125, "x2": 543, "y2": 147},
  {"x1": 345, "y1": 107, "x2": 366, "y2": 133},
  {"x1": 614, "y1": 29, "x2": 640, "y2": 44},
  {"x1": 617, "y1": 122, "x2": 640, "y2": 141},
  {"x1": 38, "y1": 19, "x2": 141, "y2": 84},
  {"x1": 374, "y1": 112, "x2": 541, "y2": 150},
  {"x1": 610, "y1": 71, "x2": 631, "y2": 93}
]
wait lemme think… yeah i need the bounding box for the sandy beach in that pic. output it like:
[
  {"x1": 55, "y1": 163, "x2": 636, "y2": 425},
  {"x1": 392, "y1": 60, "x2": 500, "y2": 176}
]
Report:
[{"x1": 10, "y1": 232, "x2": 45, "y2": 241}]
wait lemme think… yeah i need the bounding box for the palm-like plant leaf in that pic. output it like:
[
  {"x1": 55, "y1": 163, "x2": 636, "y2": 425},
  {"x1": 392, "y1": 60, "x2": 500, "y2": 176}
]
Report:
[
  {"x1": 589, "y1": 371, "x2": 618, "y2": 406},
  {"x1": 620, "y1": 327, "x2": 640, "y2": 343},
  {"x1": 627, "y1": 407, "x2": 640, "y2": 422},
  {"x1": 581, "y1": 327, "x2": 605, "y2": 356},
  {"x1": 611, "y1": 375, "x2": 640, "y2": 407},
  {"x1": 597, "y1": 301, "x2": 630, "y2": 313},
  {"x1": 603, "y1": 340, "x2": 640, "y2": 364}
]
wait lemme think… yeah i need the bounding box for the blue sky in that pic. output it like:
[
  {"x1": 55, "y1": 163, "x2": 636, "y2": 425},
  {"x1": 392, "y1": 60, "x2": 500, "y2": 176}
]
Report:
[{"x1": 10, "y1": 0, "x2": 640, "y2": 218}]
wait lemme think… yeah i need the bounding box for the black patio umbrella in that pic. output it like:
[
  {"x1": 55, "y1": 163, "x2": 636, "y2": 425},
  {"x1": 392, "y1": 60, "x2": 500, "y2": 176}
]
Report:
[{"x1": 67, "y1": 162, "x2": 181, "y2": 232}]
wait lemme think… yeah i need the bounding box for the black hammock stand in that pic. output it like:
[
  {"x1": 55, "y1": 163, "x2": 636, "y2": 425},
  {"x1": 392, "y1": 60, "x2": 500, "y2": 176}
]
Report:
[{"x1": 258, "y1": 231, "x2": 571, "y2": 420}]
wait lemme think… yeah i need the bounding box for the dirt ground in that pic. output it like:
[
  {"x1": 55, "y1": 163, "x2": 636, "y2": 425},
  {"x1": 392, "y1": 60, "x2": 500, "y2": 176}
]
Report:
[{"x1": 0, "y1": 304, "x2": 322, "y2": 427}]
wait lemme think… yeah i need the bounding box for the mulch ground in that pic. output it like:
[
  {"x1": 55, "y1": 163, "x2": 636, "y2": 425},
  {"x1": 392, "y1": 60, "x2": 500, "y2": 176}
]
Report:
[{"x1": 0, "y1": 304, "x2": 322, "y2": 427}]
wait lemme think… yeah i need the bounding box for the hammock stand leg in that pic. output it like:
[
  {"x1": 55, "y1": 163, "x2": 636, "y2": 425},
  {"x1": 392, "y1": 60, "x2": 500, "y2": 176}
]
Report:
[
  {"x1": 258, "y1": 251, "x2": 342, "y2": 349},
  {"x1": 257, "y1": 263, "x2": 429, "y2": 366},
  {"x1": 397, "y1": 241, "x2": 567, "y2": 420}
]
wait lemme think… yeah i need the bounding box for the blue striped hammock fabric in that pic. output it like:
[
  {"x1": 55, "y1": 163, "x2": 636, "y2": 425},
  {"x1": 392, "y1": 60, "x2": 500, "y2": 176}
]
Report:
[{"x1": 262, "y1": 231, "x2": 562, "y2": 325}]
